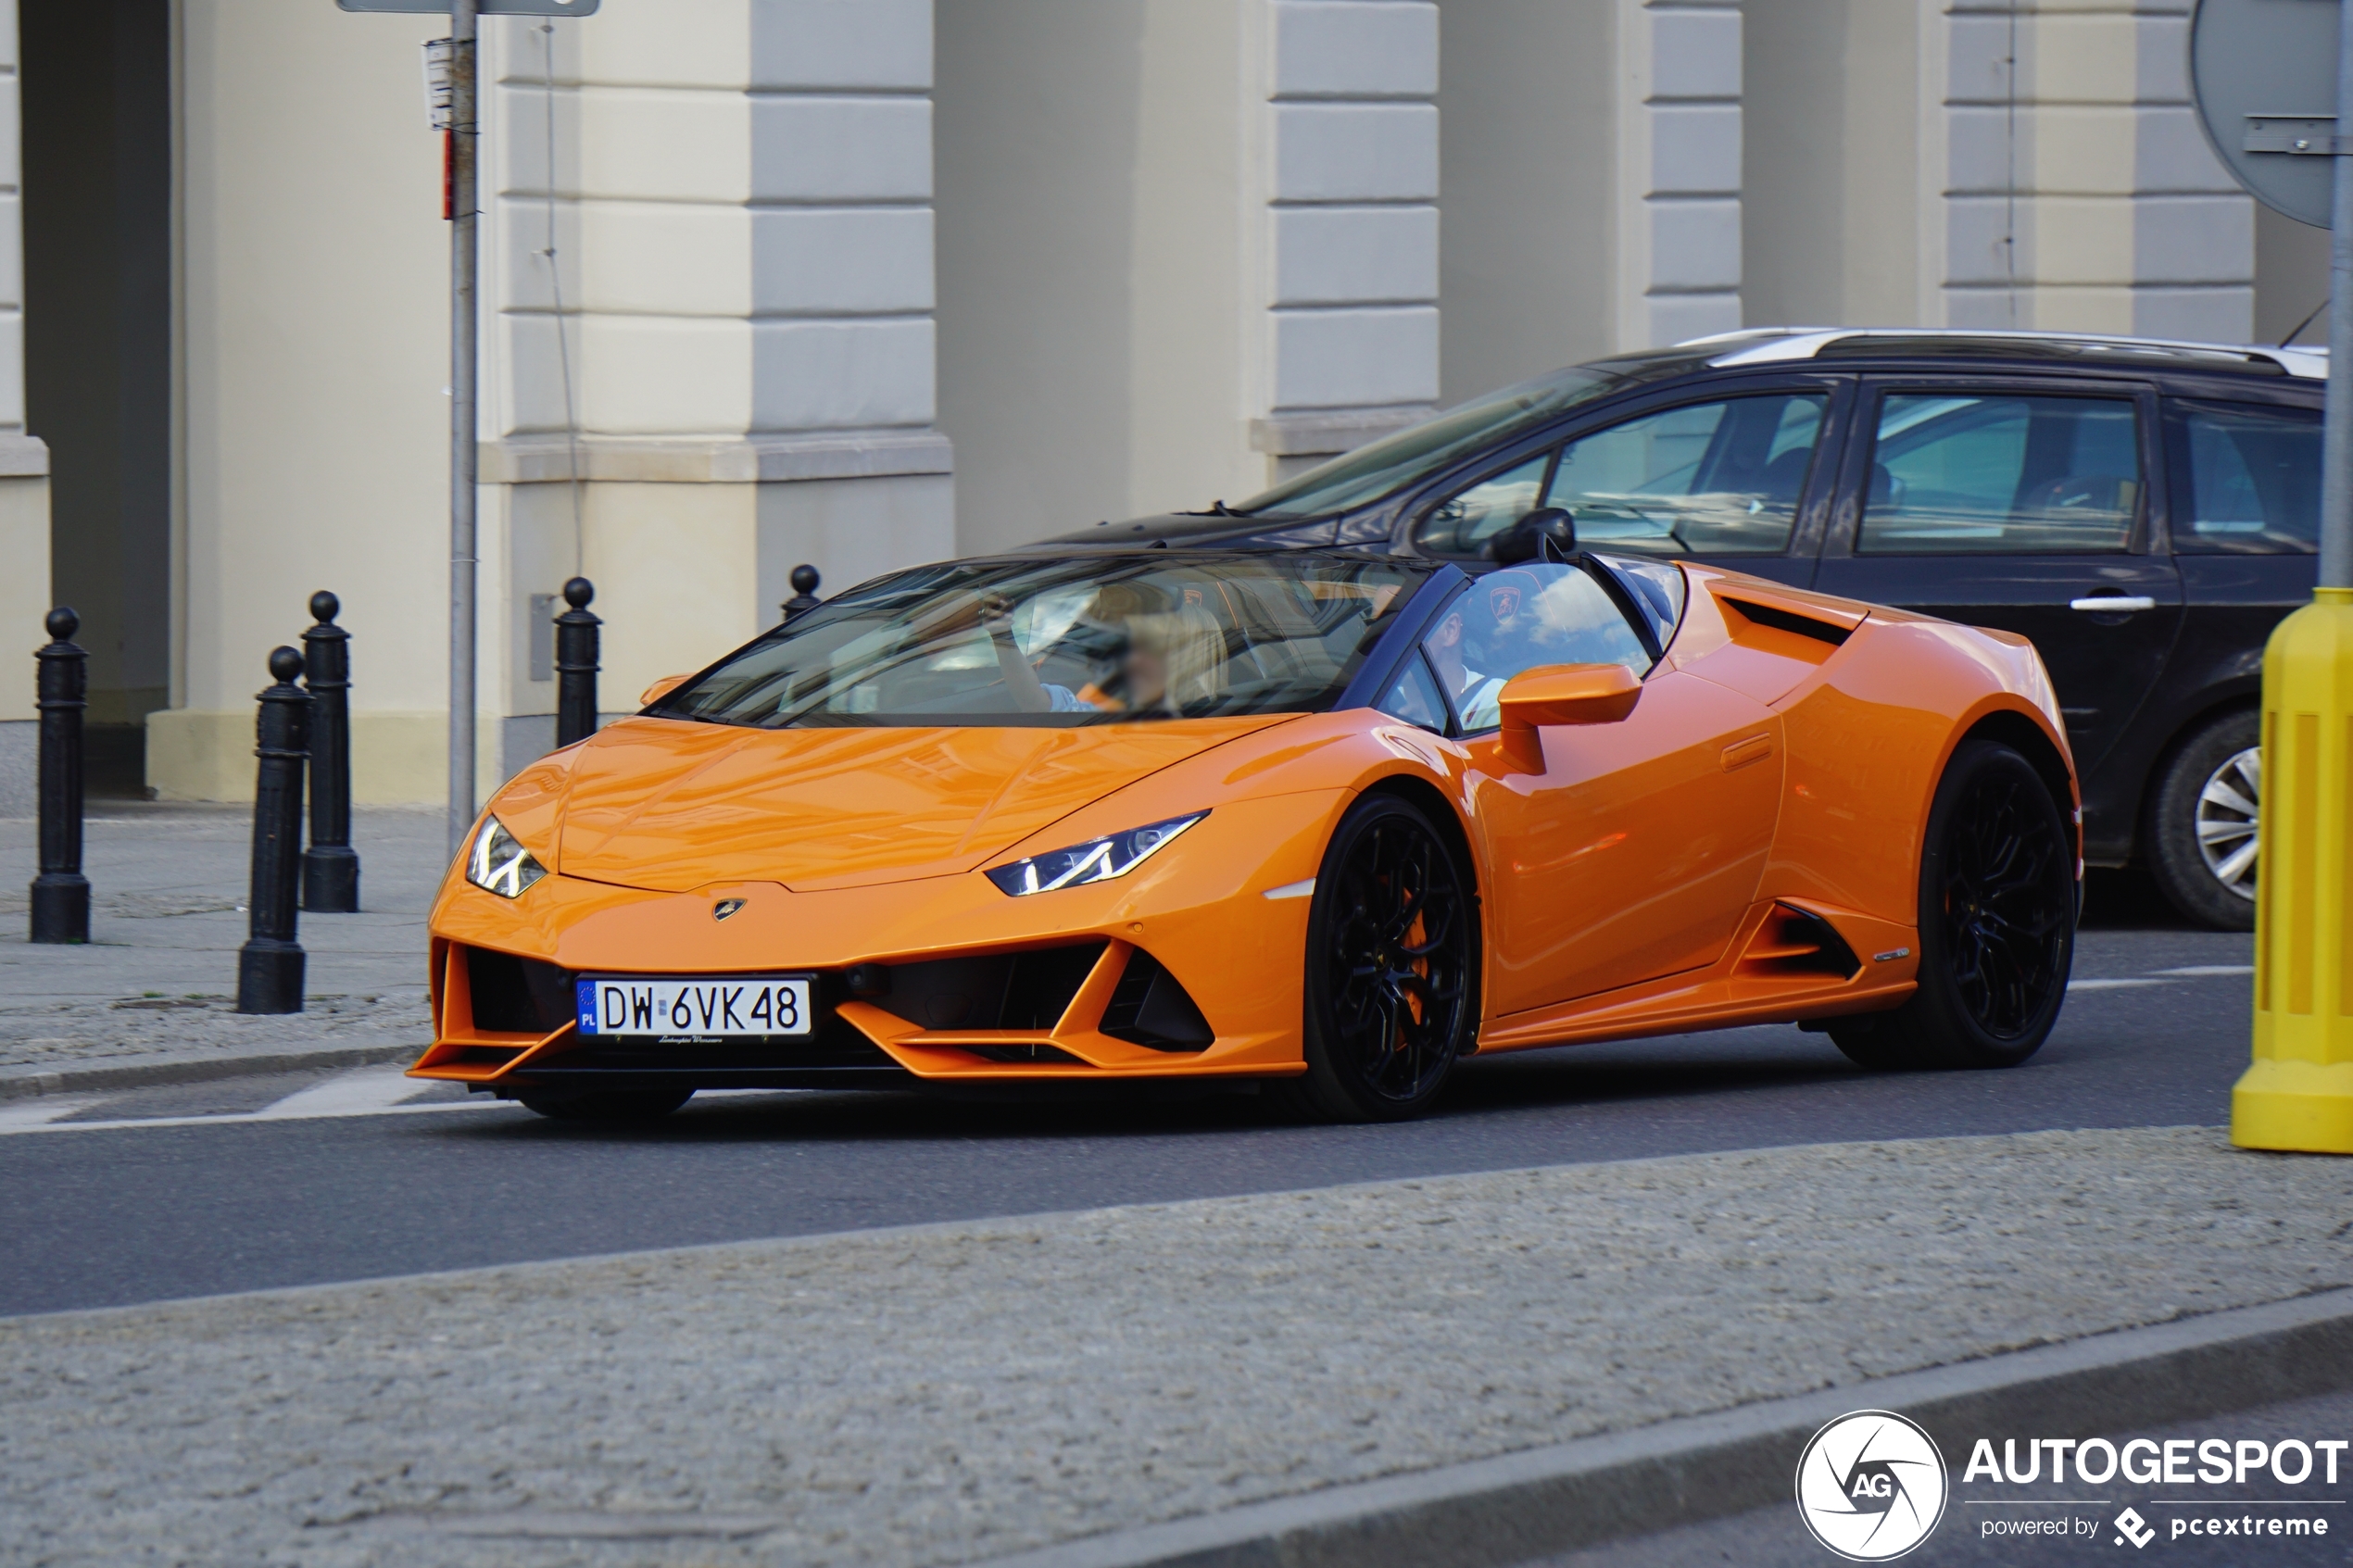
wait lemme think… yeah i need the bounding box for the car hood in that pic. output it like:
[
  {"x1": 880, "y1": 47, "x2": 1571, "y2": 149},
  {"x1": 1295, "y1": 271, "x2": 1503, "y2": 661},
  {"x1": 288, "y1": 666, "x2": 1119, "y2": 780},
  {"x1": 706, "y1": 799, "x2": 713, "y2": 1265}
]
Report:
[{"x1": 549, "y1": 713, "x2": 1297, "y2": 894}]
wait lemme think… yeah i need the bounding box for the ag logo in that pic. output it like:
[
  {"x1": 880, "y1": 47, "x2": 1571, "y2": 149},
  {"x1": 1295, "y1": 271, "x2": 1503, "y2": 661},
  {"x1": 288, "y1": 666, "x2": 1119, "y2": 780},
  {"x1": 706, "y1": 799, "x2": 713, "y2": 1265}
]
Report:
[{"x1": 1794, "y1": 1410, "x2": 1948, "y2": 1561}]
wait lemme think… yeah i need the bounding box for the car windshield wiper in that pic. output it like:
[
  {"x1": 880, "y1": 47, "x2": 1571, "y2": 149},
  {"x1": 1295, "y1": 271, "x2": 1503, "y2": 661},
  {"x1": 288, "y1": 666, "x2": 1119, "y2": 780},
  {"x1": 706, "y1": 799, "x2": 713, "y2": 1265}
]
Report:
[{"x1": 1176, "y1": 499, "x2": 1239, "y2": 518}]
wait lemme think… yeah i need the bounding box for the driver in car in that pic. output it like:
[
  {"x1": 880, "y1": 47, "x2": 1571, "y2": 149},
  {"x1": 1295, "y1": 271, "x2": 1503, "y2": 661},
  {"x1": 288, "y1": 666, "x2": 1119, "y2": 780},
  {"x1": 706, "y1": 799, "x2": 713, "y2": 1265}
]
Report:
[{"x1": 980, "y1": 586, "x2": 1226, "y2": 717}]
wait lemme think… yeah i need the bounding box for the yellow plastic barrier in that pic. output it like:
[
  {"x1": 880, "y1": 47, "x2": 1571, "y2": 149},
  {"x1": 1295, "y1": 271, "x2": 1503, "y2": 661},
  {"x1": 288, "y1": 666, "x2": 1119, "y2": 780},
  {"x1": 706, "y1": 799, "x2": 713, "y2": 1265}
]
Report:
[{"x1": 2233, "y1": 587, "x2": 2353, "y2": 1153}]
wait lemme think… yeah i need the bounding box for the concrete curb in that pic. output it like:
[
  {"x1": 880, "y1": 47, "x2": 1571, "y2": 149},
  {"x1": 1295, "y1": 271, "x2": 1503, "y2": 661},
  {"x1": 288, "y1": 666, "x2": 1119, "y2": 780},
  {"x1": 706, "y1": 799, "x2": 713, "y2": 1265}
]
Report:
[
  {"x1": 0, "y1": 1042, "x2": 423, "y2": 1101},
  {"x1": 967, "y1": 1287, "x2": 2353, "y2": 1568}
]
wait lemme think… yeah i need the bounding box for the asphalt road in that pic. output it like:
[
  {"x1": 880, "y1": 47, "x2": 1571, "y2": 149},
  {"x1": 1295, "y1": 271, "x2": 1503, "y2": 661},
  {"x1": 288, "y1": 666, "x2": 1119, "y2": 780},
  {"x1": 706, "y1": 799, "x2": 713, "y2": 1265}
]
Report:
[{"x1": 0, "y1": 878, "x2": 2256, "y2": 1318}]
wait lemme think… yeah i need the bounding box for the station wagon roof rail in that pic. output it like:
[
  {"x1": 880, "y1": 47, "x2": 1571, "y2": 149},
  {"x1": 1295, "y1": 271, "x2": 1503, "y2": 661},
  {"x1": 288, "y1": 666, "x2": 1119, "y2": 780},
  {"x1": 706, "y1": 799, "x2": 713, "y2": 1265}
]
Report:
[{"x1": 1678, "y1": 326, "x2": 2328, "y2": 381}]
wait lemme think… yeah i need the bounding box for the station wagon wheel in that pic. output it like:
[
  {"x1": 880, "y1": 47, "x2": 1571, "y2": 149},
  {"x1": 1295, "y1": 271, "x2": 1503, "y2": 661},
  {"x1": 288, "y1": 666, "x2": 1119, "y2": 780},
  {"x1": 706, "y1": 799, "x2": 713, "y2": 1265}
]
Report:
[
  {"x1": 1831, "y1": 739, "x2": 2074, "y2": 1071},
  {"x1": 1289, "y1": 796, "x2": 1478, "y2": 1122},
  {"x1": 2145, "y1": 709, "x2": 2260, "y2": 932}
]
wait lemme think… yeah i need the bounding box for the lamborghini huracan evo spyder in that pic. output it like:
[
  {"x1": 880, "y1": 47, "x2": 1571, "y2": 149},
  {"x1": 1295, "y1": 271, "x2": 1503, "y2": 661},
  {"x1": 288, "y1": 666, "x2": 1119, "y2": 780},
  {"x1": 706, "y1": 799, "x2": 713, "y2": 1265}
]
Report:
[{"x1": 409, "y1": 548, "x2": 2080, "y2": 1123}]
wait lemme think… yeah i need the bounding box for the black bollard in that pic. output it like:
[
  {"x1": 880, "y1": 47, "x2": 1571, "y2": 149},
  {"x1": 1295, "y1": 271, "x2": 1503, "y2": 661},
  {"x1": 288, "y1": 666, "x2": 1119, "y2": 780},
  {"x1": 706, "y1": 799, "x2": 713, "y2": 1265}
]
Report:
[
  {"x1": 555, "y1": 577, "x2": 600, "y2": 747},
  {"x1": 29, "y1": 608, "x2": 90, "y2": 944},
  {"x1": 780, "y1": 563, "x2": 824, "y2": 622},
  {"x1": 236, "y1": 646, "x2": 311, "y2": 1015},
  {"x1": 300, "y1": 592, "x2": 360, "y2": 913}
]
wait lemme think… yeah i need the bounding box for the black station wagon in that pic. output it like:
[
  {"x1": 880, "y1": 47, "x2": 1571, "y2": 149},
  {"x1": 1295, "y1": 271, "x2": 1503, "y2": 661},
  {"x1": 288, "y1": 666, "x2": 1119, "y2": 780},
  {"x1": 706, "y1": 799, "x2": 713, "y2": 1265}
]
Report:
[{"x1": 1044, "y1": 328, "x2": 2325, "y2": 930}]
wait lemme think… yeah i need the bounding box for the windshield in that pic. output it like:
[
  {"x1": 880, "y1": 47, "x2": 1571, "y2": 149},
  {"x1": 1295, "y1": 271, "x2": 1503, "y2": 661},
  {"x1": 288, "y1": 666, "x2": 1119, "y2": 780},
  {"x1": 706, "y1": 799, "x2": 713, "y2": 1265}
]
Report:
[
  {"x1": 657, "y1": 555, "x2": 1432, "y2": 729},
  {"x1": 1234, "y1": 365, "x2": 1623, "y2": 518}
]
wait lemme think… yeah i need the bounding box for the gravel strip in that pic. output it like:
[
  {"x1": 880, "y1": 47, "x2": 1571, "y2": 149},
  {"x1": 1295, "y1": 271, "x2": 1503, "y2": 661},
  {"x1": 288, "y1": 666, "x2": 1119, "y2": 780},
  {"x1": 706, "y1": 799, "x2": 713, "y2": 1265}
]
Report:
[{"x1": 4, "y1": 1125, "x2": 2349, "y2": 1568}]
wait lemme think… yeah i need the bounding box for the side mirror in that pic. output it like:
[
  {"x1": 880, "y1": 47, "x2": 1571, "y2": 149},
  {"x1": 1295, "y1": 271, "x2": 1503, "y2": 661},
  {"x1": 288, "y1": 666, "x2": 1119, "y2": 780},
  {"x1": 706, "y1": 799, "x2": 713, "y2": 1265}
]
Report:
[
  {"x1": 1496, "y1": 661, "x2": 1641, "y2": 771},
  {"x1": 1487, "y1": 507, "x2": 1578, "y2": 565},
  {"x1": 639, "y1": 672, "x2": 693, "y2": 706}
]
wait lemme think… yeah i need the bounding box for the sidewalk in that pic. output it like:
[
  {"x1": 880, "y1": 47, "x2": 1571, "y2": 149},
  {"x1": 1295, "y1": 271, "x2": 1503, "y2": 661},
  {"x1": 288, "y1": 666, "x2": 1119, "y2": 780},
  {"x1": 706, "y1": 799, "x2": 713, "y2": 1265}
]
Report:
[
  {"x1": 4, "y1": 1125, "x2": 2347, "y2": 1567},
  {"x1": 0, "y1": 803, "x2": 442, "y2": 1094}
]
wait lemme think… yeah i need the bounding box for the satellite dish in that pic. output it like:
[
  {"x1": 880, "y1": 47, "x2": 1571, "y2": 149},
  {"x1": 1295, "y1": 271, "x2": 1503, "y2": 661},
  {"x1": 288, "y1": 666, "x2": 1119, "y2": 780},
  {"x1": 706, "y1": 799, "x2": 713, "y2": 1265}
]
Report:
[{"x1": 2191, "y1": 0, "x2": 2341, "y2": 229}]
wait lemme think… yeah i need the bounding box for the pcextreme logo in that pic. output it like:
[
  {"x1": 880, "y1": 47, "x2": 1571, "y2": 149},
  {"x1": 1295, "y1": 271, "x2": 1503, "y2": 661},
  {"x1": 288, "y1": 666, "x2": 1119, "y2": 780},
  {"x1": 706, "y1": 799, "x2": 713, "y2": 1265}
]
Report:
[{"x1": 1795, "y1": 1410, "x2": 1951, "y2": 1561}]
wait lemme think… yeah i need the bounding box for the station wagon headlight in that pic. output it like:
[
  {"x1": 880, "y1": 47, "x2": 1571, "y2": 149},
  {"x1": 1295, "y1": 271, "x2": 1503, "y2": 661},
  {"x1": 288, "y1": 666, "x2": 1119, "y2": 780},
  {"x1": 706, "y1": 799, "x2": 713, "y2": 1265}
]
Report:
[
  {"x1": 985, "y1": 812, "x2": 1207, "y2": 897},
  {"x1": 466, "y1": 815, "x2": 547, "y2": 898}
]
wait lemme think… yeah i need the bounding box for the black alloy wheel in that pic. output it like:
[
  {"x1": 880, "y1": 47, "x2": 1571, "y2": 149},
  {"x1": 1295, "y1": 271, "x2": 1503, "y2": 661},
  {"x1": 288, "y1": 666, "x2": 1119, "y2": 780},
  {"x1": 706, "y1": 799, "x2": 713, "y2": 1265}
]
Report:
[
  {"x1": 1286, "y1": 795, "x2": 1479, "y2": 1122},
  {"x1": 1831, "y1": 739, "x2": 2075, "y2": 1071},
  {"x1": 2145, "y1": 708, "x2": 2259, "y2": 932},
  {"x1": 516, "y1": 1088, "x2": 696, "y2": 1123}
]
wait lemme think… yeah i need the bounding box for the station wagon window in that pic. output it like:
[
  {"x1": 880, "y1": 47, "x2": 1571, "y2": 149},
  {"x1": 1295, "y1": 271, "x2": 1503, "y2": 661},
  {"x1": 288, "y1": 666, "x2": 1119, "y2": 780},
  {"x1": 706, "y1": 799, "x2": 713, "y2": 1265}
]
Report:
[
  {"x1": 1416, "y1": 452, "x2": 1551, "y2": 556},
  {"x1": 1536, "y1": 394, "x2": 1827, "y2": 558},
  {"x1": 1421, "y1": 563, "x2": 1654, "y2": 734},
  {"x1": 1859, "y1": 394, "x2": 2140, "y2": 554},
  {"x1": 2168, "y1": 400, "x2": 2320, "y2": 555}
]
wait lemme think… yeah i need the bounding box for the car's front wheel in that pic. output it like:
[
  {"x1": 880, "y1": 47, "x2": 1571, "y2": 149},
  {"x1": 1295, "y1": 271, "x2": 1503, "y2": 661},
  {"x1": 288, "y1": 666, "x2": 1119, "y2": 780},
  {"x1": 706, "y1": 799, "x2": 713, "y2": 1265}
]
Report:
[
  {"x1": 1285, "y1": 795, "x2": 1478, "y2": 1122},
  {"x1": 1831, "y1": 738, "x2": 2075, "y2": 1071},
  {"x1": 517, "y1": 1088, "x2": 694, "y2": 1123},
  {"x1": 2145, "y1": 709, "x2": 2259, "y2": 932}
]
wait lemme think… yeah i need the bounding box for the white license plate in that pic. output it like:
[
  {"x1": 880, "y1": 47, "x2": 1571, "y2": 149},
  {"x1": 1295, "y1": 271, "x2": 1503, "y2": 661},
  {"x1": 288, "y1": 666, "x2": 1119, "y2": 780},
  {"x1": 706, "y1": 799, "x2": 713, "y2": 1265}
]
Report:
[{"x1": 575, "y1": 974, "x2": 814, "y2": 1038}]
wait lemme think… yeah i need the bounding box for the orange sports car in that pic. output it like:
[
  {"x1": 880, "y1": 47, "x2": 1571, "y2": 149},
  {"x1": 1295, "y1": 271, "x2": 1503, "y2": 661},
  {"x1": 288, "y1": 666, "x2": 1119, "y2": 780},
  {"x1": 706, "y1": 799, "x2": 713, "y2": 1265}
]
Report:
[{"x1": 409, "y1": 548, "x2": 2079, "y2": 1123}]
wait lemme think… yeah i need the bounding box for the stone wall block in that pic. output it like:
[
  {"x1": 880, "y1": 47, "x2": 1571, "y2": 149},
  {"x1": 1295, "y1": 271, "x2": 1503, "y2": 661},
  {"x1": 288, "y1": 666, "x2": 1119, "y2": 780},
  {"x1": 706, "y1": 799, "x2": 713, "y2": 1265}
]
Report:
[
  {"x1": 1944, "y1": 195, "x2": 2022, "y2": 287},
  {"x1": 1272, "y1": 1, "x2": 1437, "y2": 99},
  {"x1": 1271, "y1": 102, "x2": 1439, "y2": 203},
  {"x1": 1273, "y1": 205, "x2": 1437, "y2": 306},
  {"x1": 565, "y1": 87, "x2": 750, "y2": 204},
  {"x1": 2134, "y1": 107, "x2": 2240, "y2": 195},
  {"x1": 2133, "y1": 194, "x2": 2257, "y2": 286},
  {"x1": 1270, "y1": 306, "x2": 1439, "y2": 410},
  {"x1": 1648, "y1": 6, "x2": 1741, "y2": 101},
  {"x1": 752, "y1": 207, "x2": 936, "y2": 315},
  {"x1": 566, "y1": 4, "x2": 751, "y2": 91},
  {"x1": 750, "y1": 0, "x2": 932, "y2": 92},
  {"x1": 1649, "y1": 103, "x2": 1741, "y2": 196},
  {"x1": 1944, "y1": 106, "x2": 2016, "y2": 195},
  {"x1": 565, "y1": 315, "x2": 752, "y2": 436},
  {"x1": 749, "y1": 96, "x2": 931, "y2": 203},
  {"x1": 1946, "y1": 14, "x2": 2017, "y2": 104},
  {"x1": 751, "y1": 317, "x2": 937, "y2": 431},
  {"x1": 2133, "y1": 285, "x2": 2255, "y2": 345},
  {"x1": 1648, "y1": 198, "x2": 1741, "y2": 292}
]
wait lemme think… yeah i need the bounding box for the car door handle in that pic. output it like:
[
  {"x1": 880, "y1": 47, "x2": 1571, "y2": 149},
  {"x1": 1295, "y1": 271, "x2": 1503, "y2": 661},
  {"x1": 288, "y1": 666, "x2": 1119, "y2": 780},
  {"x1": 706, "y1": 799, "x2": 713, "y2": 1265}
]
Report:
[{"x1": 2069, "y1": 596, "x2": 2157, "y2": 613}]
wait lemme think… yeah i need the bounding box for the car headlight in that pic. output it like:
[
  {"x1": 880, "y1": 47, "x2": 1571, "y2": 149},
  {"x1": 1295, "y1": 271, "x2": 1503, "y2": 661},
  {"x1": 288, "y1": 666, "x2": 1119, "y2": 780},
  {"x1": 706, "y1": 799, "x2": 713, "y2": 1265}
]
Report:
[
  {"x1": 465, "y1": 815, "x2": 547, "y2": 898},
  {"x1": 985, "y1": 812, "x2": 1206, "y2": 897}
]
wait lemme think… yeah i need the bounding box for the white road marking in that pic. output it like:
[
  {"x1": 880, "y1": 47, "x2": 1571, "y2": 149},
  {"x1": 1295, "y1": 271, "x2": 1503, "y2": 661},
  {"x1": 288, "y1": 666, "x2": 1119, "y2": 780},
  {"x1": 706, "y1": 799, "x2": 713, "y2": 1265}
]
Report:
[
  {"x1": 2067, "y1": 978, "x2": 2171, "y2": 992},
  {"x1": 0, "y1": 1096, "x2": 107, "y2": 1131},
  {"x1": 2, "y1": 1099, "x2": 518, "y2": 1136},
  {"x1": 253, "y1": 1068, "x2": 437, "y2": 1119},
  {"x1": 2152, "y1": 964, "x2": 2255, "y2": 977},
  {"x1": 0, "y1": 1084, "x2": 814, "y2": 1137}
]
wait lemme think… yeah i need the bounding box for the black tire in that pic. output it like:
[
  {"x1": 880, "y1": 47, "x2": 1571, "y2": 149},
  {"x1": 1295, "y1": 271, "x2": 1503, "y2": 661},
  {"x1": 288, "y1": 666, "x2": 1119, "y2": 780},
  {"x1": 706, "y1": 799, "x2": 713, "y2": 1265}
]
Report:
[
  {"x1": 1282, "y1": 795, "x2": 1479, "y2": 1123},
  {"x1": 1829, "y1": 739, "x2": 2075, "y2": 1071},
  {"x1": 2144, "y1": 709, "x2": 2259, "y2": 932},
  {"x1": 517, "y1": 1088, "x2": 694, "y2": 1123}
]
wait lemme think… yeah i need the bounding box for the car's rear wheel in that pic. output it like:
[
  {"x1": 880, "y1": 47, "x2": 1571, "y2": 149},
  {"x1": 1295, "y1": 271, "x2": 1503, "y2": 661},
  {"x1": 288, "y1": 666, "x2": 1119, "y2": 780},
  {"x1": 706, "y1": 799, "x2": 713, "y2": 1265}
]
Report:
[
  {"x1": 2145, "y1": 709, "x2": 2259, "y2": 932},
  {"x1": 1830, "y1": 738, "x2": 2074, "y2": 1071},
  {"x1": 1284, "y1": 795, "x2": 1478, "y2": 1123},
  {"x1": 517, "y1": 1088, "x2": 694, "y2": 1123}
]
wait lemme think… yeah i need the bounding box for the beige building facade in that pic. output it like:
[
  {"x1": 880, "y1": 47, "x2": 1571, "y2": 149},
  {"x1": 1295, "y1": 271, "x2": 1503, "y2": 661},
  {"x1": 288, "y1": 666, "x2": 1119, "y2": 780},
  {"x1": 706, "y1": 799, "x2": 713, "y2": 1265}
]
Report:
[{"x1": 0, "y1": 0, "x2": 2328, "y2": 809}]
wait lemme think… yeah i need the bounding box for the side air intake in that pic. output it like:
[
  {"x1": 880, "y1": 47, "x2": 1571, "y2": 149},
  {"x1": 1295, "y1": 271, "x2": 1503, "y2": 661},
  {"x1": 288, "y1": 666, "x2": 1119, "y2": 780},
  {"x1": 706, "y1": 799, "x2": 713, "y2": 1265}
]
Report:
[{"x1": 1736, "y1": 904, "x2": 1863, "y2": 981}]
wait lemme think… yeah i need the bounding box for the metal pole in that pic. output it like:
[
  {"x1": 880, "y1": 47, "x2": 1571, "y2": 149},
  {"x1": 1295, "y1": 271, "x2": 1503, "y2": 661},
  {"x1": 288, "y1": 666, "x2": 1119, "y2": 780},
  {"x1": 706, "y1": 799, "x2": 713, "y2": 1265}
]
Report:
[
  {"x1": 237, "y1": 647, "x2": 311, "y2": 1015},
  {"x1": 300, "y1": 591, "x2": 360, "y2": 911},
  {"x1": 447, "y1": 0, "x2": 480, "y2": 858},
  {"x1": 554, "y1": 576, "x2": 601, "y2": 747},
  {"x1": 2323, "y1": 0, "x2": 2353, "y2": 587},
  {"x1": 29, "y1": 608, "x2": 88, "y2": 944}
]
